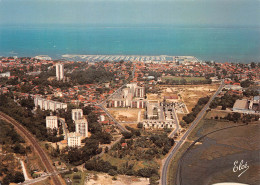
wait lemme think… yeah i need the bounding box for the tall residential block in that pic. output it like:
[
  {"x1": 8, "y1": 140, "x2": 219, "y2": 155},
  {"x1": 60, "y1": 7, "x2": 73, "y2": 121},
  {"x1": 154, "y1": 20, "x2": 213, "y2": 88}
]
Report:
[
  {"x1": 67, "y1": 132, "x2": 81, "y2": 147},
  {"x1": 56, "y1": 63, "x2": 64, "y2": 81},
  {"x1": 46, "y1": 116, "x2": 58, "y2": 130},
  {"x1": 75, "y1": 119, "x2": 88, "y2": 138},
  {"x1": 72, "y1": 109, "x2": 83, "y2": 121}
]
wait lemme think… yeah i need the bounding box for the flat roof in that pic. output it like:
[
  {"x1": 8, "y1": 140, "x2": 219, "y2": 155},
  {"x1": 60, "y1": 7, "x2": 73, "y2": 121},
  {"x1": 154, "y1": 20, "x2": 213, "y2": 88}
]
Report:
[{"x1": 233, "y1": 99, "x2": 248, "y2": 109}]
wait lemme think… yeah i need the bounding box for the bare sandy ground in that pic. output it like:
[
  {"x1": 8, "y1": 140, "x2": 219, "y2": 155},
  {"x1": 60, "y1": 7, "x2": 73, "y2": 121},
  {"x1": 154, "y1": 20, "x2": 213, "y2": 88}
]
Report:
[
  {"x1": 87, "y1": 174, "x2": 149, "y2": 185},
  {"x1": 108, "y1": 108, "x2": 145, "y2": 122}
]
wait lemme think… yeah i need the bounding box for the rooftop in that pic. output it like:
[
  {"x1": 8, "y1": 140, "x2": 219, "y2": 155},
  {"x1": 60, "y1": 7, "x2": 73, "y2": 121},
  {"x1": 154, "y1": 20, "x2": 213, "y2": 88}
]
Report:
[{"x1": 233, "y1": 99, "x2": 248, "y2": 110}]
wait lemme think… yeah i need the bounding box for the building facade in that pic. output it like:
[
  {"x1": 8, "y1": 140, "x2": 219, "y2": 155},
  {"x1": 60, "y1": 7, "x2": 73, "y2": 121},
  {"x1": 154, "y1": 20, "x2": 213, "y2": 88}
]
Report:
[
  {"x1": 56, "y1": 63, "x2": 64, "y2": 81},
  {"x1": 75, "y1": 119, "x2": 88, "y2": 138},
  {"x1": 46, "y1": 116, "x2": 58, "y2": 129},
  {"x1": 72, "y1": 109, "x2": 83, "y2": 121},
  {"x1": 142, "y1": 101, "x2": 177, "y2": 129},
  {"x1": 34, "y1": 96, "x2": 67, "y2": 111},
  {"x1": 107, "y1": 82, "x2": 146, "y2": 108},
  {"x1": 142, "y1": 120, "x2": 176, "y2": 129},
  {"x1": 67, "y1": 132, "x2": 81, "y2": 147}
]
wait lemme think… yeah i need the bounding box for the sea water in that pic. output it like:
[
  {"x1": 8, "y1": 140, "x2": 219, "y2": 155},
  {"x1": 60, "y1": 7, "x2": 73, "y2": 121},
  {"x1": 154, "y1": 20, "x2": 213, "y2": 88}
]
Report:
[{"x1": 0, "y1": 24, "x2": 259, "y2": 63}]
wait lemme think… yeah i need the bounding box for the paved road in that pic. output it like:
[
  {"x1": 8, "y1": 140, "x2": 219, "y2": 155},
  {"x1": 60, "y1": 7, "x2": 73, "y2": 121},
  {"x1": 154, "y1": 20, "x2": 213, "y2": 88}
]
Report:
[
  {"x1": 97, "y1": 104, "x2": 128, "y2": 132},
  {"x1": 168, "y1": 108, "x2": 180, "y2": 138},
  {"x1": 0, "y1": 112, "x2": 64, "y2": 185},
  {"x1": 161, "y1": 81, "x2": 224, "y2": 185}
]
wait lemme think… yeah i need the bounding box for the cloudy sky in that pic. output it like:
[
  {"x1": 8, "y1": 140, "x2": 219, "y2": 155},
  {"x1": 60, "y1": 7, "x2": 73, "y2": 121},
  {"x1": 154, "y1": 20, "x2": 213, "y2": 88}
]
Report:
[{"x1": 0, "y1": 0, "x2": 259, "y2": 26}]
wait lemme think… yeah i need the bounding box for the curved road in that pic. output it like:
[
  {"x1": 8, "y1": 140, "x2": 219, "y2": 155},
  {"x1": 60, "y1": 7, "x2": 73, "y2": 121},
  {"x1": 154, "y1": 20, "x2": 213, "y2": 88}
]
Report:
[
  {"x1": 161, "y1": 81, "x2": 224, "y2": 185},
  {"x1": 0, "y1": 112, "x2": 64, "y2": 185}
]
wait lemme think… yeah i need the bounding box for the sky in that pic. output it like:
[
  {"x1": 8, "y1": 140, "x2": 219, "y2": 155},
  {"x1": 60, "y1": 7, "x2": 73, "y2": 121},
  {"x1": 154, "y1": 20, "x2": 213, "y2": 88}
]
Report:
[{"x1": 0, "y1": 0, "x2": 259, "y2": 27}]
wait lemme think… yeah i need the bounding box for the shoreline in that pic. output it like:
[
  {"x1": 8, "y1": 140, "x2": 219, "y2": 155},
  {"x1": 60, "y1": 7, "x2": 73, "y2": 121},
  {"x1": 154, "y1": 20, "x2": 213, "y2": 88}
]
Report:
[{"x1": 1, "y1": 54, "x2": 259, "y2": 63}]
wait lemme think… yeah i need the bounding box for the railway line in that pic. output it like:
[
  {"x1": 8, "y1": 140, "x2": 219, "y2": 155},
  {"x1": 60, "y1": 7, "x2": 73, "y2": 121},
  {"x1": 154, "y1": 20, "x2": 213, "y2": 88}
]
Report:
[{"x1": 0, "y1": 111, "x2": 64, "y2": 185}]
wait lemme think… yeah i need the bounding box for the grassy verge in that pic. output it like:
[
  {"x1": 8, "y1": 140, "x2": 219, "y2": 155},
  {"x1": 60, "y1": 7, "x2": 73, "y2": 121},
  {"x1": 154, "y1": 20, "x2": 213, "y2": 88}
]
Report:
[{"x1": 167, "y1": 142, "x2": 191, "y2": 185}]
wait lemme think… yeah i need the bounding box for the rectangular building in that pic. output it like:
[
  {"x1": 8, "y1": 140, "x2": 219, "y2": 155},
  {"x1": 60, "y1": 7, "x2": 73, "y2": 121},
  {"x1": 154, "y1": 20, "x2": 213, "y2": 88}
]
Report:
[
  {"x1": 67, "y1": 132, "x2": 81, "y2": 147},
  {"x1": 56, "y1": 63, "x2": 64, "y2": 81},
  {"x1": 72, "y1": 109, "x2": 83, "y2": 121},
  {"x1": 75, "y1": 119, "x2": 88, "y2": 138},
  {"x1": 46, "y1": 116, "x2": 58, "y2": 130}
]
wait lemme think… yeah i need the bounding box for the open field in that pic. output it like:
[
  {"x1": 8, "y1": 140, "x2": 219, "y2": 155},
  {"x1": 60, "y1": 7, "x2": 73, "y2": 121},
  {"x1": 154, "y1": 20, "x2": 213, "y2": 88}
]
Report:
[
  {"x1": 107, "y1": 108, "x2": 145, "y2": 122},
  {"x1": 170, "y1": 84, "x2": 218, "y2": 112},
  {"x1": 63, "y1": 171, "x2": 149, "y2": 185},
  {"x1": 162, "y1": 76, "x2": 207, "y2": 83},
  {"x1": 101, "y1": 153, "x2": 159, "y2": 172},
  {"x1": 167, "y1": 110, "x2": 260, "y2": 185}
]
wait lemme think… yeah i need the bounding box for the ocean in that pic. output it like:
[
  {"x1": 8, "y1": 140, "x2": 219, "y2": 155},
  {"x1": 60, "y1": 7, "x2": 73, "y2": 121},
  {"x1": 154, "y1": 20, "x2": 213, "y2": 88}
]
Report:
[{"x1": 0, "y1": 24, "x2": 259, "y2": 63}]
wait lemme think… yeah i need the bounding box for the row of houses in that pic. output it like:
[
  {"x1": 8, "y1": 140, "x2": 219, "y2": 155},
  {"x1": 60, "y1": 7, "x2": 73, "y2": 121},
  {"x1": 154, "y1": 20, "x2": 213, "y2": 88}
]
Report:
[{"x1": 34, "y1": 96, "x2": 67, "y2": 111}]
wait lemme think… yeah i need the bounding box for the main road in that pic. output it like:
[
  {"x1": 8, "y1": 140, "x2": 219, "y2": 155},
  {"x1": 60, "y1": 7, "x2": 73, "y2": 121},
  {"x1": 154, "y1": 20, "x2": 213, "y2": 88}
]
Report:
[
  {"x1": 0, "y1": 112, "x2": 64, "y2": 185},
  {"x1": 161, "y1": 80, "x2": 224, "y2": 185}
]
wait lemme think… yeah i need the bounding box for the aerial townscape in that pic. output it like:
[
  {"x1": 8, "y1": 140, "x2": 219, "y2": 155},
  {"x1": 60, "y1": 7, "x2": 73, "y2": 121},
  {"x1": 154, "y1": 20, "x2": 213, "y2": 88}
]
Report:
[
  {"x1": 0, "y1": 0, "x2": 260, "y2": 185},
  {"x1": 0, "y1": 55, "x2": 259, "y2": 185}
]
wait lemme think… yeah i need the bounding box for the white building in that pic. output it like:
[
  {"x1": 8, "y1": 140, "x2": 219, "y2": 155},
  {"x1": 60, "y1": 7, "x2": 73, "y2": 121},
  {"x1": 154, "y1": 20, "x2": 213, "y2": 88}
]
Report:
[
  {"x1": 99, "y1": 115, "x2": 105, "y2": 122},
  {"x1": 0, "y1": 72, "x2": 11, "y2": 78},
  {"x1": 67, "y1": 132, "x2": 81, "y2": 147},
  {"x1": 46, "y1": 116, "x2": 58, "y2": 130},
  {"x1": 142, "y1": 120, "x2": 176, "y2": 129},
  {"x1": 107, "y1": 82, "x2": 146, "y2": 108},
  {"x1": 142, "y1": 101, "x2": 177, "y2": 129},
  {"x1": 75, "y1": 119, "x2": 88, "y2": 138},
  {"x1": 72, "y1": 109, "x2": 83, "y2": 121},
  {"x1": 56, "y1": 63, "x2": 64, "y2": 81},
  {"x1": 34, "y1": 96, "x2": 67, "y2": 111},
  {"x1": 35, "y1": 55, "x2": 52, "y2": 60}
]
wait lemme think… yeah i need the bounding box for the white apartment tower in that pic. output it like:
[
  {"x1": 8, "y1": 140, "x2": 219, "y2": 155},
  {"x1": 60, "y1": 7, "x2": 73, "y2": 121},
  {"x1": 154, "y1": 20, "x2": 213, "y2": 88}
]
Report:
[
  {"x1": 46, "y1": 116, "x2": 58, "y2": 129},
  {"x1": 72, "y1": 109, "x2": 83, "y2": 121},
  {"x1": 75, "y1": 119, "x2": 88, "y2": 138},
  {"x1": 56, "y1": 63, "x2": 64, "y2": 81},
  {"x1": 67, "y1": 132, "x2": 81, "y2": 147}
]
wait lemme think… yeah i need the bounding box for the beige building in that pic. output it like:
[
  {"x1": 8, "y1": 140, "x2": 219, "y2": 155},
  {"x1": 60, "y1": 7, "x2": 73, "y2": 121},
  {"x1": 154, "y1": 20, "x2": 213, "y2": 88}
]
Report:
[
  {"x1": 34, "y1": 96, "x2": 67, "y2": 111},
  {"x1": 67, "y1": 132, "x2": 81, "y2": 147},
  {"x1": 46, "y1": 116, "x2": 58, "y2": 129},
  {"x1": 72, "y1": 109, "x2": 83, "y2": 121},
  {"x1": 142, "y1": 101, "x2": 176, "y2": 129},
  {"x1": 56, "y1": 63, "x2": 64, "y2": 81},
  {"x1": 75, "y1": 118, "x2": 88, "y2": 138},
  {"x1": 107, "y1": 82, "x2": 146, "y2": 108}
]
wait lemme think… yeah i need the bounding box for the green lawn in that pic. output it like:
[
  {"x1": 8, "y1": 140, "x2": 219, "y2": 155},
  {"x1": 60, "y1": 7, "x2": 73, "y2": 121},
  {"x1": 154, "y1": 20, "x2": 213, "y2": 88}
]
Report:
[
  {"x1": 63, "y1": 171, "x2": 85, "y2": 185},
  {"x1": 101, "y1": 153, "x2": 158, "y2": 172},
  {"x1": 162, "y1": 76, "x2": 207, "y2": 82}
]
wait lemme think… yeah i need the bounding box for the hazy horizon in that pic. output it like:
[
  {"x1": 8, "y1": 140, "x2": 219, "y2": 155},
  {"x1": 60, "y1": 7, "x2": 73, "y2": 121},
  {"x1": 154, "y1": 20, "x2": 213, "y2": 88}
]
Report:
[{"x1": 0, "y1": 0, "x2": 259, "y2": 27}]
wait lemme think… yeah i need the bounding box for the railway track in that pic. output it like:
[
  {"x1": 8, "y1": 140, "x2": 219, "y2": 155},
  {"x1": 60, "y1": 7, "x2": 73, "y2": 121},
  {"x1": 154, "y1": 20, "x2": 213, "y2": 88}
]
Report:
[{"x1": 0, "y1": 111, "x2": 63, "y2": 185}]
